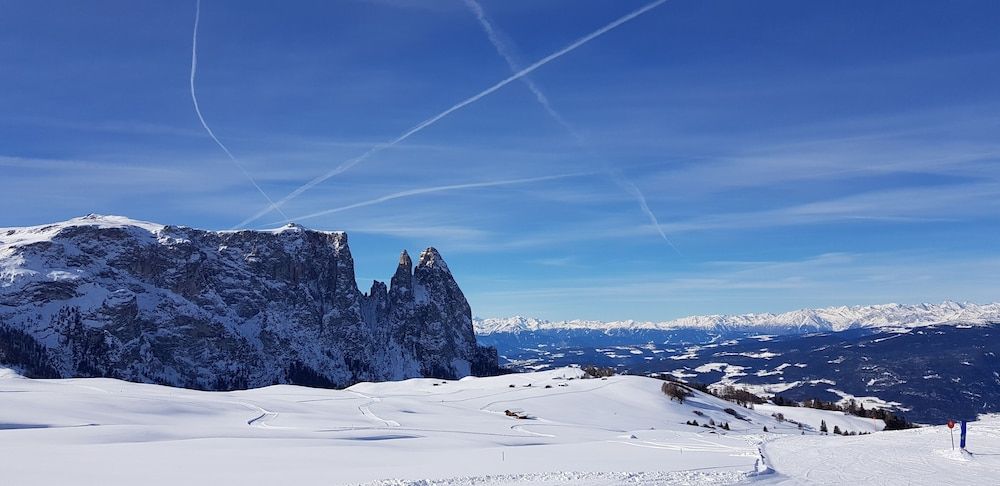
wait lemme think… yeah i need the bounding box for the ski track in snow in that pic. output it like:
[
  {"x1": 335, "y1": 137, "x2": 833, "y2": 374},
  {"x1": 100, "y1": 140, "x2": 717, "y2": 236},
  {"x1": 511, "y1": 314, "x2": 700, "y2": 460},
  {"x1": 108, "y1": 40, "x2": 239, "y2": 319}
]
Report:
[
  {"x1": 243, "y1": 404, "x2": 280, "y2": 429},
  {"x1": 347, "y1": 390, "x2": 401, "y2": 428}
]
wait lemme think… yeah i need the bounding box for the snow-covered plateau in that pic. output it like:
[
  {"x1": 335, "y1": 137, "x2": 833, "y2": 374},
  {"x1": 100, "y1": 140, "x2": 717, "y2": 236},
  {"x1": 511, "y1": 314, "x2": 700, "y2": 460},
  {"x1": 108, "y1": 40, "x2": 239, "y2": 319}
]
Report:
[{"x1": 2, "y1": 366, "x2": 998, "y2": 485}]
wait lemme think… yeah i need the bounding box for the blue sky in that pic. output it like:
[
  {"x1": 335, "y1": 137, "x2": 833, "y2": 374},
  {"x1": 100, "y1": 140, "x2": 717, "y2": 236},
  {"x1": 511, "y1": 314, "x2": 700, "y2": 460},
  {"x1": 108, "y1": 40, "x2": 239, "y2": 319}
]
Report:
[{"x1": 2, "y1": 0, "x2": 998, "y2": 320}]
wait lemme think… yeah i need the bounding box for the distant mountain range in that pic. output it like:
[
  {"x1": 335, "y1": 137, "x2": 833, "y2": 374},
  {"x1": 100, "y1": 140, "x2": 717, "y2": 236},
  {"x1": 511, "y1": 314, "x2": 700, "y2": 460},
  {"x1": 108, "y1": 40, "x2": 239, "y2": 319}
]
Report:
[
  {"x1": 475, "y1": 301, "x2": 1000, "y2": 335},
  {"x1": 0, "y1": 215, "x2": 499, "y2": 389},
  {"x1": 475, "y1": 302, "x2": 1000, "y2": 423}
]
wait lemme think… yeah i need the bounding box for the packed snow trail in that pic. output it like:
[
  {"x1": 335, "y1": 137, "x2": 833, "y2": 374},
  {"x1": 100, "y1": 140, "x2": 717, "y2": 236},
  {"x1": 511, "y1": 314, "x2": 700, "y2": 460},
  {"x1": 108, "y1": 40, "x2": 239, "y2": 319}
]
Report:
[
  {"x1": 190, "y1": 0, "x2": 288, "y2": 220},
  {"x1": 351, "y1": 469, "x2": 748, "y2": 486},
  {"x1": 761, "y1": 420, "x2": 1000, "y2": 485},
  {"x1": 235, "y1": 0, "x2": 670, "y2": 228}
]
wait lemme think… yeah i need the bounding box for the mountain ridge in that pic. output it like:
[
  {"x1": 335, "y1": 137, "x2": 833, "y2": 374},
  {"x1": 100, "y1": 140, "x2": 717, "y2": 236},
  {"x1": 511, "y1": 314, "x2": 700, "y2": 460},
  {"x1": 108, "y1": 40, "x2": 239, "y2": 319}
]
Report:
[
  {"x1": 475, "y1": 301, "x2": 1000, "y2": 335},
  {"x1": 0, "y1": 214, "x2": 499, "y2": 388}
]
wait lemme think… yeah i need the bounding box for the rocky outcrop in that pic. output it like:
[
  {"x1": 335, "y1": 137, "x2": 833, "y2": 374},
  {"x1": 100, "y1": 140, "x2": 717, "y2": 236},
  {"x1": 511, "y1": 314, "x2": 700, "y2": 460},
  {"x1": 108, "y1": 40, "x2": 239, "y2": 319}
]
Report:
[{"x1": 0, "y1": 215, "x2": 500, "y2": 389}]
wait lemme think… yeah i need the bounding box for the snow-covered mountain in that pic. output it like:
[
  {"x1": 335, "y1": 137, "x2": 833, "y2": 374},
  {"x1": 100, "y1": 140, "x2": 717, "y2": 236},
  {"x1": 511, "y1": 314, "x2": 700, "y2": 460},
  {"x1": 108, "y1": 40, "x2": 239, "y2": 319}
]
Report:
[
  {"x1": 475, "y1": 301, "x2": 1000, "y2": 335},
  {"x1": 0, "y1": 215, "x2": 499, "y2": 389},
  {"x1": 476, "y1": 308, "x2": 1000, "y2": 423}
]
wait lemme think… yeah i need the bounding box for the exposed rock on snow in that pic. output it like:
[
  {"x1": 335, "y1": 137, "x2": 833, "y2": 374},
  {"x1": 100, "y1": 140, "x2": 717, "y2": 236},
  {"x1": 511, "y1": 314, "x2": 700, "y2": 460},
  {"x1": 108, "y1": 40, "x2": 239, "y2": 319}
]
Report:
[{"x1": 0, "y1": 215, "x2": 499, "y2": 389}]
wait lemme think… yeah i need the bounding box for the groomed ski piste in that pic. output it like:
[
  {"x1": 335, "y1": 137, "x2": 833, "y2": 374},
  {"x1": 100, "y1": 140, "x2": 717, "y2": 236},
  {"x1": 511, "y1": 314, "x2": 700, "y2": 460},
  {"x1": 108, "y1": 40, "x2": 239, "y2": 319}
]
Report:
[{"x1": 1, "y1": 367, "x2": 997, "y2": 485}]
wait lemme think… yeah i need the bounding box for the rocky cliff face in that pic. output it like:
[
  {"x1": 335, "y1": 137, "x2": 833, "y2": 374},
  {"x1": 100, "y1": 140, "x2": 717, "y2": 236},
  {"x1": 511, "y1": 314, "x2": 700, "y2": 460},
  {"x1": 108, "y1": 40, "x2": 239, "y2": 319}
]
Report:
[{"x1": 0, "y1": 215, "x2": 499, "y2": 389}]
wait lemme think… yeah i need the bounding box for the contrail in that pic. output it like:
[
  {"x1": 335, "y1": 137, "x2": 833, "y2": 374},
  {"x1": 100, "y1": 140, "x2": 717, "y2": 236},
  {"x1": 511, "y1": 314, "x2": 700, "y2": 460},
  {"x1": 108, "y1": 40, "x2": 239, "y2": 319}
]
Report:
[
  {"x1": 464, "y1": 0, "x2": 679, "y2": 252},
  {"x1": 461, "y1": 0, "x2": 582, "y2": 143},
  {"x1": 612, "y1": 171, "x2": 681, "y2": 254},
  {"x1": 235, "y1": 0, "x2": 669, "y2": 229},
  {"x1": 190, "y1": 0, "x2": 288, "y2": 220},
  {"x1": 270, "y1": 172, "x2": 593, "y2": 225}
]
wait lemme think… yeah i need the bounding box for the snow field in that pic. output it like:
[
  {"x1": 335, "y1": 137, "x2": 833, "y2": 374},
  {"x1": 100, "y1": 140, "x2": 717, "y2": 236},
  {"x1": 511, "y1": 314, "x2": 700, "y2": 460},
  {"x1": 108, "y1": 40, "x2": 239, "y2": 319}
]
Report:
[
  {"x1": 761, "y1": 417, "x2": 1000, "y2": 485},
  {"x1": 3, "y1": 366, "x2": 997, "y2": 485}
]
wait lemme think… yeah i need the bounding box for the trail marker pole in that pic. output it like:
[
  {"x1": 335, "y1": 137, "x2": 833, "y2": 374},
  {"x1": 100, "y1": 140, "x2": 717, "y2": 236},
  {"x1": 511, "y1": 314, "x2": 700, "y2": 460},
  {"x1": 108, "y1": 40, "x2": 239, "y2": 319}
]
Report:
[{"x1": 948, "y1": 419, "x2": 955, "y2": 450}]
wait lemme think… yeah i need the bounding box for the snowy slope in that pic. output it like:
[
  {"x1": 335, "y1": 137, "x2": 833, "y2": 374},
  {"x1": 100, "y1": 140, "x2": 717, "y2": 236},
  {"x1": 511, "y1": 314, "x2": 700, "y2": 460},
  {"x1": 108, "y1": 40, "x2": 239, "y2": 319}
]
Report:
[
  {"x1": 476, "y1": 302, "x2": 1000, "y2": 335},
  {"x1": 762, "y1": 418, "x2": 1000, "y2": 485},
  {"x1": 3, "y1": 366, "x2": 996, "y2": 485},
  {"x1": 754, "y1": 403, "x2": 884, "y2": 435},
  {"x1": 0, "y1": 366, "x2": 817, "y2": 485}
]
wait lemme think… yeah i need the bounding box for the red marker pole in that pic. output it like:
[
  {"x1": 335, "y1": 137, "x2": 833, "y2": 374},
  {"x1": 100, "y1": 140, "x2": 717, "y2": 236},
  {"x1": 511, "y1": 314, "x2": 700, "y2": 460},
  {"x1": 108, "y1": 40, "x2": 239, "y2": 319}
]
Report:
[{"x1": 947, "y1": 419, "x2": 956, "y2": 450}]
